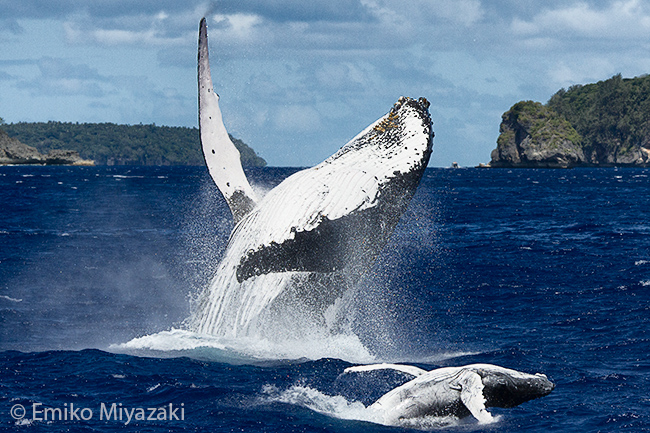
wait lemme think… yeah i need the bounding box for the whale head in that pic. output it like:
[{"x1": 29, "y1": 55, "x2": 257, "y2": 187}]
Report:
[
  {"x1": 328, "y1": 96, "x2": 433, "y2": 175},
  {"x1": 479, "y1": 367, "x2": 555, "y2": 408}
]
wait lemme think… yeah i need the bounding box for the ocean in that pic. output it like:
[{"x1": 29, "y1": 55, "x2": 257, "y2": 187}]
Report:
[{"x1": 1, "y1": 165, "x2": 649, "y2": 432}]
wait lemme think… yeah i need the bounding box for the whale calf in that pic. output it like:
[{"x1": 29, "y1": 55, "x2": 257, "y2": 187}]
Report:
[
  {"x1": 191, "y1": 18, "x2": 433, "y2": 337},
  {"x1": 345, "y1": 363, "x2": 555, "y2": 425}
]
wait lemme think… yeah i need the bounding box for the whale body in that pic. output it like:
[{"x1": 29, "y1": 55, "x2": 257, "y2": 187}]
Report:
[
  {"x1": 345, "y1": 363, "x2": 555, "y2": 425},
  {"x1": 190, "y1": 18, "x2": 433, "y2": 337}
]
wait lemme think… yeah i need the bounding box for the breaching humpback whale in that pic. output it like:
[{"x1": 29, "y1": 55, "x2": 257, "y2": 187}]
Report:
[
  {"x1": 345, "y1": 363, "x2": 555, "y2": 425},
  {"x1": 190, "y1": 18, "x2": 433, "y2": 337}
]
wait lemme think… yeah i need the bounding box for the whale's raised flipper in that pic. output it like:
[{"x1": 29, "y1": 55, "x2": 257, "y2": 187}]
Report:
[
  {"x1": 198, "y1": 17, "x2": 257, "y2": 223},
  {"x1": 455, "y1": 370, "x2": 494, "y2": 423},
  {"x1": 344, "y1": 363, "x2": 428, "y2": 377}
]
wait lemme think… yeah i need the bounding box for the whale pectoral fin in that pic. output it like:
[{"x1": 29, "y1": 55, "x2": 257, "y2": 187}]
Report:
[
  {"x1": 344, "y1": 363, "x2": 428, "y2": 377},
  {"x1": 458, "y1": 371, "x2": 494, "y2": 423},
  {"x1": 198, "y1": 17, "x2": 257, "y2": 223}
]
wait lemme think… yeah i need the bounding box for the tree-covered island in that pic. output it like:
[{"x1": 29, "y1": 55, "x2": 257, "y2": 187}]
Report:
[
  {"x1": 0, "y1": 121, "x2": 266, "y2": 167},
  {"x1": 489, "y1": 74, "x2": 650, "y2": 168}
]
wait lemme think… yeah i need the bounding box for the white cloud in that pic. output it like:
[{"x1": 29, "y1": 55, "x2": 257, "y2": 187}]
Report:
[
  {"x1": 15, "y1": 57, "x2": 108, "y2": 97},
  {"x1": 361, "y1": 0, "x2": 483, "y2": 29},
  {"x1": 210, "y1": 13, "x2": 263, "y2": 41},
  {"x1": 547, "y1": 58, "x2": 617, "y2": 88},
  {"x1": 512, "y1": 0, "x2": 650, "y2": 39},
  {"x1": 63, "y1": 12, "x2": 193, "y2": 47}
]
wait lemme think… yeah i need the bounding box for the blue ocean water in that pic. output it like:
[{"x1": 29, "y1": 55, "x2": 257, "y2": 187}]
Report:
[{"x1": 1, "y1": 165, "x2": 649, "y2": 431}]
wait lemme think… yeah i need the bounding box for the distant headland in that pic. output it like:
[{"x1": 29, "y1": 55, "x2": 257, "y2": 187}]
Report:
[
  {"x1": 0, "y1": 121, "x2": 266, "y2": 167},
  {"x1": 487, "y1": 74, "x2": 650, "y2": 168},
  {"x1": 1, "y1": 128, "x2": 94, "y2": 166}
]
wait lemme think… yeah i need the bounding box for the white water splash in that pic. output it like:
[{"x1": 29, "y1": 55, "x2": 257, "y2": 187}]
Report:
[
  {"x1": 262, "y1": 384, "x2": 473, "y2": 429},
  {"x1": 115, "y1": 328, "x2": 374, "y2": 363}
]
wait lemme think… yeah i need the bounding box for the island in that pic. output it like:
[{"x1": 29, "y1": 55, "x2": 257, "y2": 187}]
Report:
[
  {"x1": 488, "y1": 74, "x2": 650, "y2": 168},
  {"x1": 0, "y1": 121, "x2": 266, "y2": 167},
  {"x1": 1, "y1": 128, "x2": 94, "y2": 165}
]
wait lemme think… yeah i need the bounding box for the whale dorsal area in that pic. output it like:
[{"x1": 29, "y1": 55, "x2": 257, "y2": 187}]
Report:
[{"x1": 198, "y1": 18, "x2": 257, "y2": 223}]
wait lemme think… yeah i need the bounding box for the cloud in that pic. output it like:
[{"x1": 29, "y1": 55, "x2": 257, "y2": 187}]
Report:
[
  {"x1": 210, "y1": 13, "x2": 263, "y2": 41},
  {"x1": 216, "y1": 0, "x2": 373, "y2": 23},
  {"x1": 512, "y1": 0, "x2": 650, "y2": 39},
  {"x1": 0, "y1": 18, "x2": 24, "y2": 35},
  {"x1": 63, "y1": 10, "x2": 196, "y2": 46},
  {"x1": 16, "y1": 57, "x2": 108, "y2": 97},
  {"x1": 432, "y1": 0, "x2": 484, "y2": 27}
]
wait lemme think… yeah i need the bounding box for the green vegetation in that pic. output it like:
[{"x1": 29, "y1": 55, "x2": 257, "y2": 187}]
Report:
[
  {"x1": 499, "y1": 100, "x2": 582, "y2": 148},
  {"x1": 493, "y1": 74, "x2": 650, "y2": 167},
  {"x1": 1, "y1": 121, "x2": 266, "y2": 167},
  {"x1": 547, "y1": 73, "x2": 650, "y2": 159}
]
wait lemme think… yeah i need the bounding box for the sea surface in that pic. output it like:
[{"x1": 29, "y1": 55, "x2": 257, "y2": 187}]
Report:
[{"x1": 1, "y1": 165, "x2": 649, "y2": 432}]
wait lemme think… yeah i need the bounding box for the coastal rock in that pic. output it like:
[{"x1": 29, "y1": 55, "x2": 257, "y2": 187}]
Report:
[
  {"x1": 489, "y1": 74, "x2": 650, "y2": 168},
  {"x1": 490, "y1": 101, "x2": 585, "y2": 168},
  {"x1": 44, "y1": 149, "x2": 95, "y2": 166},
  {"x1": 0, "y1": 128, "x2": 94, "y2": 165},
  {"x1": 0, "y1": 129, "x2": 44, "y2": 164}
]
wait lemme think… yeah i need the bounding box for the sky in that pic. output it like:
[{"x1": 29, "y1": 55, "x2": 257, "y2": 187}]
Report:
[{"x1": 1, "y1": 1, "x2": 650, "y2": 167}]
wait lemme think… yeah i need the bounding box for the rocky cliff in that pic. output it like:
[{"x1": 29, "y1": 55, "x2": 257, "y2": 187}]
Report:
[
  {"x1": 0, "y1": 129, "x2": 94, "y2": 165},
  {"x1": 490, "y1": 101, "x2": 585, "y2": 168},
  {"x1": 489, "y1": 74, "x2": 650, "y2": 168}
]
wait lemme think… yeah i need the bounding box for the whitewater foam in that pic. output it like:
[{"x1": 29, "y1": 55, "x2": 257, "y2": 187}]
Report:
[
  {"x1": 263, "y1": 384, "x2": 374, "y2": 423},
  {"x1": 262, "y1": 384, "x2": 476, "y2": 429},
  {"x1": 114, "y1": 328, "x2": 375, "y2": 363}
]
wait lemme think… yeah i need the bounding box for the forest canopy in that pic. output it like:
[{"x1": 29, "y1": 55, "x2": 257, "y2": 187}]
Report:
[
  {"x1": 547, "y1": 73, "x2": 650, "y2": 160},
  {"x1": 1, "y1": 121, "x2": 266, "y2": 167}
]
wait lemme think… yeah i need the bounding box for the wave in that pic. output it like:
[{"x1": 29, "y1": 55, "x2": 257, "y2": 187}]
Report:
[
  {"x1": 112, "y1": 174, "x2": 145, "y2": 179},
  {"x1": 111, "y1": 328, "x2": 375, "y2": 364},
  {"x1": 0, "y1": 295, "x2": 23, "y2": 302},
  {"x1": 112, "y1": 328, "x2": 482, "y2": 366}
]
